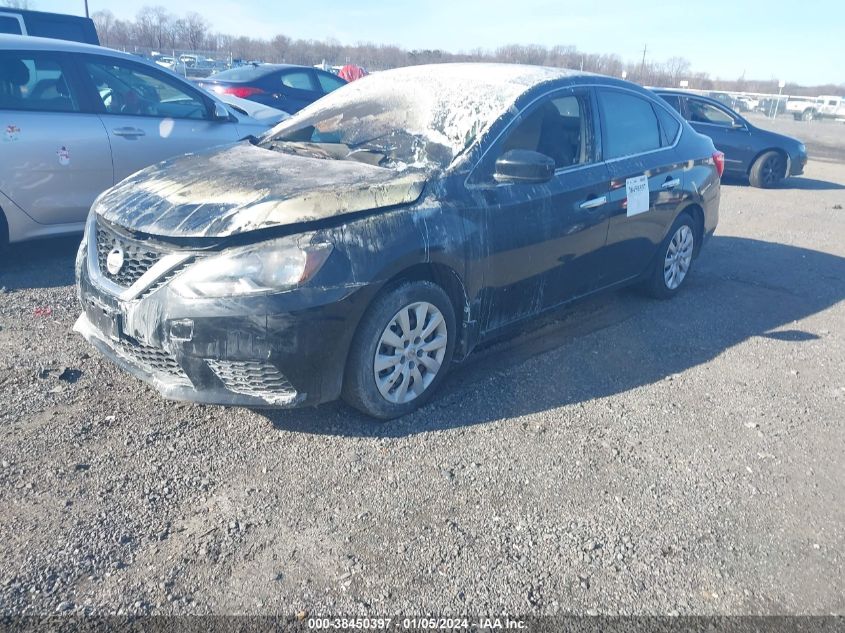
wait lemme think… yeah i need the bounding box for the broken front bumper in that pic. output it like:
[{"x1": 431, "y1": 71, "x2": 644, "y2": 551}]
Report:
[{"x1": 74, "y1": 219, "x2": 367, "y2": 408}]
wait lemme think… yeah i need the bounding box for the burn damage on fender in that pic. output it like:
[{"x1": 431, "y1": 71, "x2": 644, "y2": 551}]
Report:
[{"x1": 74, "y1": 63, "x2": 720, "y2": 410}]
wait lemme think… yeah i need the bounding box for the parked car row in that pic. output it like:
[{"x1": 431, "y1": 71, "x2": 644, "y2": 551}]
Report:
[
  {"x1": 197, "y1": 63, "x2": 347, "y2": 113},
  {"x1": 0, "y1": 35, "x2": 288, "y2": 245}
]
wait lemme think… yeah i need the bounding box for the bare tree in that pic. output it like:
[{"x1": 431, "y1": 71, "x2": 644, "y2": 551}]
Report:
[
  {"x1": 134, "y1": 6, "x2": 173, "y2": 51},
  {"x1": 665, "y1": 56, "x2": 691, "y2": 86},
  {"x1": 178, "y1": 12, "x2": 209, "y2": 51},
  {"x1": 85, "y1": 4, "x2": 842, "y2": 95},
  {"x1": 91, "y1": 10, "x2": 116, "y2": 47}
]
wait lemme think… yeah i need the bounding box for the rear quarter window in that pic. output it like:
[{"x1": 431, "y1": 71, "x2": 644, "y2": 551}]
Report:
[{"x1": 654, "y1": 105, "x2": 681, "y2": 145}]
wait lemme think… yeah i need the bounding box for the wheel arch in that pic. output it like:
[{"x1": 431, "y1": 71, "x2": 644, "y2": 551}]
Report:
[
  {"x1": 676, "y1": 202, "x2": 705, "y2": 257},
  {"x1": 377, "y1": 262, "x2": 471, "y2": 356}
]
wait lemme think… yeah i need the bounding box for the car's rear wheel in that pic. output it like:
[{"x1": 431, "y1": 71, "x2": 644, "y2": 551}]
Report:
[
  {"x1": 801, "y1": 109, "x2": 814, "y2": 121},
  {"x1": 644, "y1": 213, "x2": 696, "y2": 300},
  {"x1": 342, "y1": 281, "x2": 456, "y2": 419},
  {"x1": 749, "y1": 150, "x2": 785, "y2": 188}
]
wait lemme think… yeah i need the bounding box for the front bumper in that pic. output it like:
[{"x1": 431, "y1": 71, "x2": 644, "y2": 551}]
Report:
[
  {"x1": 789, "y1": 151, "x2": 808, "y2": 177},
  {"x1": 75, "y1": 218, "x2": 368, "y2": 408}
]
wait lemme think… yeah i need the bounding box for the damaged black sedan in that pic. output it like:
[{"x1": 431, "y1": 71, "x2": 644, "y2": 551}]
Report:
[{"x1": 75, "y1": 64, "x2": 721, "y2": 419}]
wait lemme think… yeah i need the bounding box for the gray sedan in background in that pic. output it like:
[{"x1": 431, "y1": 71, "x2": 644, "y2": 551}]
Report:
[{"x1": 0, "y1": 35, "x2": 286, "y2": 248}]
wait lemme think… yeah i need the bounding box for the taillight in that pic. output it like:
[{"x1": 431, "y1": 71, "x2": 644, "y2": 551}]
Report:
[
  {"x1": 218, "y1": 86, "x2": 265, "y2": 99},
  {"x1": 712, "y1": 151, "x2": 725, "y2": 178}
]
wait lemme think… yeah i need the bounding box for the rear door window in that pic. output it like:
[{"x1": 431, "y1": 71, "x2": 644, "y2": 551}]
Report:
[
  {"x1": 280, "y1": 70, "x2": 318, "y2": 92},
  {"x1": 0, "y1": 51, "x2": 80, "y2": 113},
  {"x1": 0, "y1": 14, "x2": 24, "y2": 34},
  {"x1": 316, "y1": 71, "x2": 346, "y2": 94},
  {"x1": 659, "y1": 94, "x2": 683, "y2": 114},
  {"x1": 597, "y1": 89, "x2": 661, "y2": 160}
]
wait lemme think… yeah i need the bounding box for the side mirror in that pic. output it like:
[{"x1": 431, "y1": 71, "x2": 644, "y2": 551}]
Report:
[
  {"x1": 494, "y1": 149, "x2": 555, "y2": 184},
  {"x1": 212, "y1": 101, "x2": 232, "y2": 121},
  {"x1": 730, "y1": 120, "x2": 746, "y2": 130}
]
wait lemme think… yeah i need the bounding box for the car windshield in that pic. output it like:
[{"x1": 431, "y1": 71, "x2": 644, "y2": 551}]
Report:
[{"x1": 259, "y1": 64, "x2": 570, "y2": 171}]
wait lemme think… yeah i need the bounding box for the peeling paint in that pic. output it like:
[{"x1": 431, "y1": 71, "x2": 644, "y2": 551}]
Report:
[{"x1": 95, "y1": 142, "x2": 427, "y2": 238}]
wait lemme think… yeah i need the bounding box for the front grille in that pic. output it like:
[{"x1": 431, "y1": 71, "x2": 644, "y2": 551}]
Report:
[
  {"x1": 96, "y1": 224, "x2": 165, "y2": 288},
  {"x1": 206, "y1": 360, "x2": 296, "y2": 402},
  {"x1": 116, "y1": 338, "x2": 188, "y2": 381},
  {"x1": 138, "y1": 261, "x2": 191, "y2": 299}
]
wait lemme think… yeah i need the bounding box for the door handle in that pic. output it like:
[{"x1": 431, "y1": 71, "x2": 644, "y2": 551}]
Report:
[
  {"x1": 580, "y1": 195, "x2": 607, "y2": 210},
  {"x1": 112, "y1": 127, "x2": 146, "y2": 137},
  {"x1": 661, "y1": 178, "x2": 680, "y2": 190}
]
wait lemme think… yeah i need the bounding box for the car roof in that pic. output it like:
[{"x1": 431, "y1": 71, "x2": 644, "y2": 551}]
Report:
[
  {"x1": 217, "y1": 63, "x2": 342, "y2": 74},
  {"x1": 651, "y1": 89, "x2": 735, "y2": 108},
  {"x1": 0, "y1": 34, "x2": 218, "y2": 84},
  {"x1": 0, "y1": 33, "x2": 137, "y2": 60}
]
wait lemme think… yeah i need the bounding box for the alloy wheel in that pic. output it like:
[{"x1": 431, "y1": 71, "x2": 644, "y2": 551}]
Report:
[
  {"x1": 373, "y1": 301, "x2": 448, "y2": 404},
  {"x1": 663, "y1": 225, "x2": 694, "y2": 290},
  {"x1": 761, "y1": 154, "x2": 783, "y2": 186}
]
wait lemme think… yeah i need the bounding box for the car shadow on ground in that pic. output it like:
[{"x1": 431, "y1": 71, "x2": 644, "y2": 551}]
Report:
[
  {"x1": 0, "y1": 235, "x2": 81, "y2": 290},
  {"x1": 722, "y1": 175, "x2": 845, "y2": 190},
  {"x1": 262, "y1": 235, "x2": 845, "y2": 437}
]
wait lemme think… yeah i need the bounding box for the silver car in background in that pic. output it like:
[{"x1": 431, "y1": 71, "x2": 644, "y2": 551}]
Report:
[{"x1": 0, "y1": 35, "x2": 285, "y2": 247}]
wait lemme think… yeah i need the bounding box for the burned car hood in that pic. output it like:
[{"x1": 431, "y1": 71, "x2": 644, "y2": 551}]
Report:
[{"x1": 93, "y1": 142, "x2": 428, "y2": 239}]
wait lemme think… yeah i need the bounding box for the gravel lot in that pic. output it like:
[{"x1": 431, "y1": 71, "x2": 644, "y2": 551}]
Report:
[{"x1": 1, "y1": 158, "x2": 844, "y2": 618}]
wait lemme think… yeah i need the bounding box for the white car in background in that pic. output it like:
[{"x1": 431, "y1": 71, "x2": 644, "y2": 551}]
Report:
[
  {"x1": 786, "y1": 96, "x2": 819, "y2": 121},
  {"x1": 0, "y1": 35, "x2": 286, "y2": 249}
]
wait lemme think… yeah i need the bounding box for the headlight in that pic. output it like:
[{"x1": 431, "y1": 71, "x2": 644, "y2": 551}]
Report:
[{"x1": 170, "y1": 234, "x2": 332, "y2": 298}]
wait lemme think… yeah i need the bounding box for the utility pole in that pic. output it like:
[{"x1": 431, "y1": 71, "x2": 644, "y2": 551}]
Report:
[
  {"x1": 84, "y1": 0, "x2": 89, "y2": 17},
  {"x1": 639, "y1": 44, "x2": 647, "y2": 82}
]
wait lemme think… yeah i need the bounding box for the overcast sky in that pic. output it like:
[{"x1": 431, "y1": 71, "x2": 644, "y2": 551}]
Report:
[{"x1": 27, "y1": 0, "x2": 845, "y2": 85}]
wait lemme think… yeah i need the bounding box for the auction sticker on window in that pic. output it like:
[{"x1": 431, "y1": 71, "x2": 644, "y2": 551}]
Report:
[{"x1": 625, "y1": 175, "x2": 649, "y2": 217}]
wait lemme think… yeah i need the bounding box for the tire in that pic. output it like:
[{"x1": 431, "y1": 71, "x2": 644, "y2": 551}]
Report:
[
  {"x1": 644, "y1": 212, "x2": 697, "y2": 300},
  {"x1": 342, "y1": 280, "x2": 456, "y2": 419},
  {"x1": 801, "y1": 109, "x2": 814, "y2": 121},
  {"x1": 749, "y1": 150, "x2": 786, "y2": 188}
]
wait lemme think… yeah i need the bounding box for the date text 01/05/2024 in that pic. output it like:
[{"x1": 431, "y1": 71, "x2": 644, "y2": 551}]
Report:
[{"x1": 306, "y1": 617, "x2": 528, "y2": 629}]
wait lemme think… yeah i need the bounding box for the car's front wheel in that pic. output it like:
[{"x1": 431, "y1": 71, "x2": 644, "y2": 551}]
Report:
[
  {"x1": 749, "y1": 150, "x2": 786, "y2": 188},
  {"x1": 343, "y1": 281, "x2": 456, "y2": 419},
  {"x1": 645, "y1": 213, "x2": 697, "y2": 300}
]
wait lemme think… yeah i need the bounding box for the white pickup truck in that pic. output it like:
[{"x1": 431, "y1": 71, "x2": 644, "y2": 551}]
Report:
[
  {"x1": 813, "y1": 96, "x2": 845, "y2": 120},
  {"x1": 787, "y1": 95, "x2": 845, "y2": 121},
  {"x1": 786, "y1": 97, "x2": 818, "y2": 120}
]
